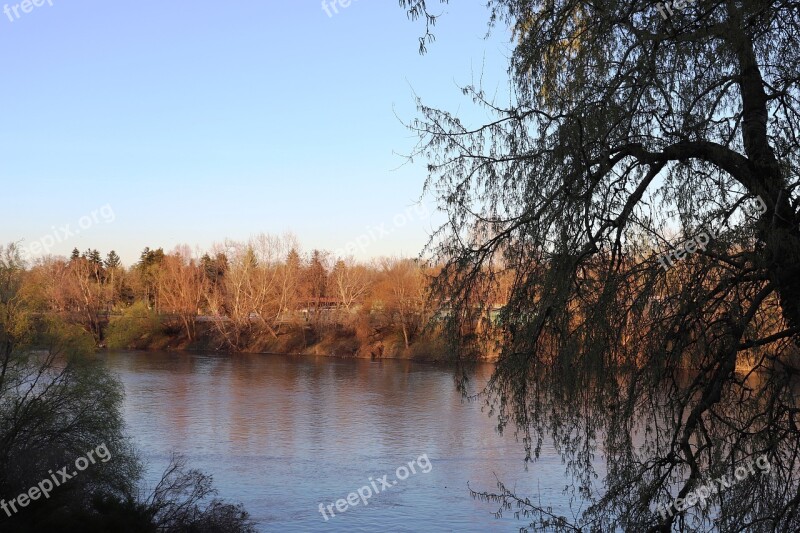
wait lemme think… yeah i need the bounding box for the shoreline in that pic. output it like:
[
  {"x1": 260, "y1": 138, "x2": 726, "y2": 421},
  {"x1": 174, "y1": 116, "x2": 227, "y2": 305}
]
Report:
[{"x1": 103, "y1": 320, "x2": 496, "y2": 363}]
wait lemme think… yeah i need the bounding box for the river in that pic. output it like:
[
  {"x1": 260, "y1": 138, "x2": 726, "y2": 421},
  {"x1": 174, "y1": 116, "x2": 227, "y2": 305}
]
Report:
[{"x1": 101, "y1": 351, "x2": 576, "y2": 532}]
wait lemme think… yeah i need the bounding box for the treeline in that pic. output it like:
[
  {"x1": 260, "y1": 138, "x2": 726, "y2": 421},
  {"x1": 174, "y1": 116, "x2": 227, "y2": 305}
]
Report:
[{"x1": 21, "y1": 234, "x2": 479, "y2": 356}]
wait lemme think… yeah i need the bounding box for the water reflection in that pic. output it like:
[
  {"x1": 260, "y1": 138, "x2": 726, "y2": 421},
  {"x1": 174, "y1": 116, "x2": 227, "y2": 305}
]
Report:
[{"x1": 103, "y1": 352, "x2": 575, "y2": 532}]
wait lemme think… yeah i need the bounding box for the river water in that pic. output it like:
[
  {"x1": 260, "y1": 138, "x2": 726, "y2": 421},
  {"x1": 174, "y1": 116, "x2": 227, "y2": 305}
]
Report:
[{"x1": 101, "y1": 351, "x2": 577, "y2": 532}]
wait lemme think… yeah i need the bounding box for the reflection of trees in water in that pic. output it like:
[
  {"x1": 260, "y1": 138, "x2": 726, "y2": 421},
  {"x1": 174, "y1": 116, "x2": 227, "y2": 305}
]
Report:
[{"x1": 467, "y1": 363, "x2": 799, "y2": 531}]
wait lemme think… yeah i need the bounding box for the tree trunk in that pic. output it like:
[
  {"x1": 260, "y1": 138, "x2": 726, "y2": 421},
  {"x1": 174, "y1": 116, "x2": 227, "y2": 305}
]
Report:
[{"x1": 730, "y1": 15, "x2": 800, "y2": 333}]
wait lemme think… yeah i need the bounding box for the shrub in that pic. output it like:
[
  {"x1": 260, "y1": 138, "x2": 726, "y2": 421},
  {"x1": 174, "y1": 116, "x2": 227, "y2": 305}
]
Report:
[{"x1": 105, "y1": 302, "x2": 162, "y2": 350}]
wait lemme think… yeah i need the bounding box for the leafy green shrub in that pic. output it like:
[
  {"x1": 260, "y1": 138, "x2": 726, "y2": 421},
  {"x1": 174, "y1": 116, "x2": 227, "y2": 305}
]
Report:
[{"x1": 105, "y1": 302, "x2": 162, "y2": 350}]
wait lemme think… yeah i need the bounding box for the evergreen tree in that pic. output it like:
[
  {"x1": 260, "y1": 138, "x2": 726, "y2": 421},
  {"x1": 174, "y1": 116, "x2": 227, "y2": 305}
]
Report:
[
  {"x1": 104, "y1": 250, "x2": 121, "y2": 269},
  {"x1": 87, "y1": 249, "x2": 102, "y2": 266}
]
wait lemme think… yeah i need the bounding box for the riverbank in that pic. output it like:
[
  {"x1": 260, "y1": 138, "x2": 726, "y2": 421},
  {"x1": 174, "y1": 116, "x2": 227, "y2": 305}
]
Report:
[{"x1": 106, "y1": 318, "x2": 477, "y2": 362}]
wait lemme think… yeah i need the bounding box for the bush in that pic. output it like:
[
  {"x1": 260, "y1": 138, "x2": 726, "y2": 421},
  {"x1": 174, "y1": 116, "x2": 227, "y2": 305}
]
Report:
[{"x1": 105, "y1": 302, "x2": 162, "y2": 350}]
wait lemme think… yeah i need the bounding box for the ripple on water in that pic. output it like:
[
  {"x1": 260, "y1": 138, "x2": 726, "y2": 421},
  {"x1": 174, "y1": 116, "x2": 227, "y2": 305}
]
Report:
[{"x1": 103, "y1": 351, "x2": 580, "y2": 532}]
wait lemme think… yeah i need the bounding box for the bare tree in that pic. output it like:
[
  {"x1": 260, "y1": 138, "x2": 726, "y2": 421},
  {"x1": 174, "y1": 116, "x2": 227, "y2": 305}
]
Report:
[
  {"x1": 61, "y1": 255, "x2": 109, "y2": 341},
  {"x1": 206, "y1": 234, "x2": 292, "y2": 349},
  {"x1": 375, "y1": 258, "x2": 426, "y2": 349},
  {"x1": 157, "y1": 246, "x2": 206, "y2": 341},
  {"x1": 331, "y1": 258, "x2": 372, "y2": 313},
  {"x1": 145, "y1": 454, "x2": 255, "y2": 533}
]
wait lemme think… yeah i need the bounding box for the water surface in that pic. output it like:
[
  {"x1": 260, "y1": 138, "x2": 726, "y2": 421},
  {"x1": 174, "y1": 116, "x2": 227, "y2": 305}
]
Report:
[{"x1": 103, "y1": 351, "x2": 577, "y2": 532}]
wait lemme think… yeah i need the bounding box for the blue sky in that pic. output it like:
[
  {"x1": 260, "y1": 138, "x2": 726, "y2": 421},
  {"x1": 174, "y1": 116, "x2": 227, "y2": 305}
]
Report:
[{"x1": 0, "y1": 1, "x2": 511, "y2": 266}]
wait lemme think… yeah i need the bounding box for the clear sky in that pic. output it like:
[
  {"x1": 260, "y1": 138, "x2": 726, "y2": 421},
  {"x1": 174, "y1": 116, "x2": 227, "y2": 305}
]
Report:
[{"x1": 0, "y1": 0, "x2": 511, "y2": 266}]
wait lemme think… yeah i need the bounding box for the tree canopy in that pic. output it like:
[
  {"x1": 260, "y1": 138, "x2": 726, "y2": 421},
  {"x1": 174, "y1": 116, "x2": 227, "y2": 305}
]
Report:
[{"x1": 401, "y1": 0, "x2": 800, "y2": 531}]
